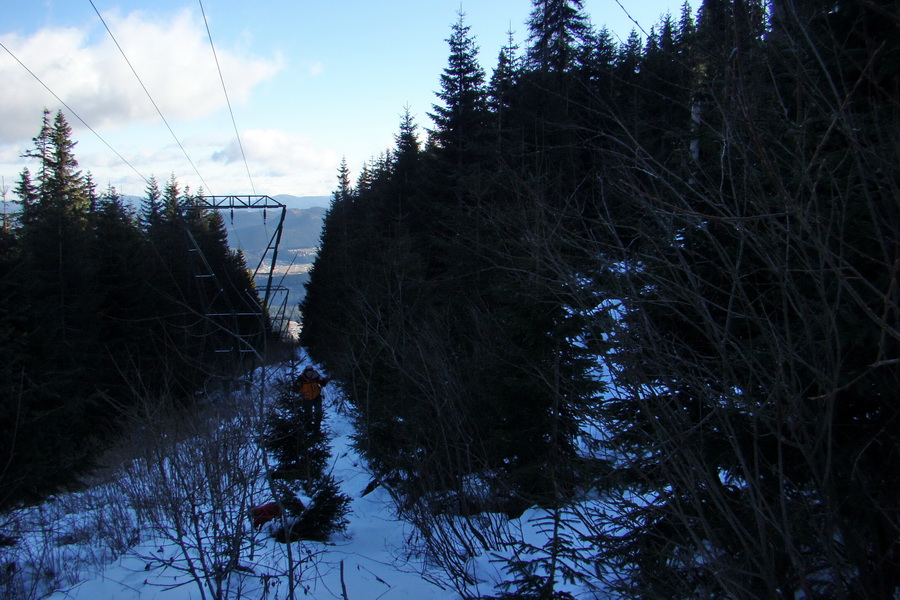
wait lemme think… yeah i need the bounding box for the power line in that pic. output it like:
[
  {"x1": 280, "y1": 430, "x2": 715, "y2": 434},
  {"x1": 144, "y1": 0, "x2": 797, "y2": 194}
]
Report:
[
  {"x1": 198, "y1": 0, "x2": 256, "y2": 195},
  {"x1": 89, "y1": 0, "x2": 213, "y2": 194},
  {"x1": 0, "y1": 40, "x2": 149, "y2": 186},
  {"x1": 612, "y1": 0, "x2": 650, "y2": 39}
]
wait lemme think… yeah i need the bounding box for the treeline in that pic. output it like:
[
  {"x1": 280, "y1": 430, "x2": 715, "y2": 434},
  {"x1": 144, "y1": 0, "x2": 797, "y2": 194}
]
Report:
[
  {"x1": 0, "y1": 110, "x2": 269, "y2": 511},
  {"x1": 301, "y1": 0, "x2": 899, "y2": 598}
]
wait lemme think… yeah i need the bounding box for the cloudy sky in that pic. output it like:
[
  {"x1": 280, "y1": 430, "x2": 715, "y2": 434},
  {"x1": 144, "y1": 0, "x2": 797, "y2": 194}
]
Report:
[{"x1": 1, "y1": 0, "x2": 683, "y2": 200}]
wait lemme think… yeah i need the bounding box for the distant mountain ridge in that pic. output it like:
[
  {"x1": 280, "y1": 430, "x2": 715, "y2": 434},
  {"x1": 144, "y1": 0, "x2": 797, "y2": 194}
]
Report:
[
  {"x1": 225, "y1": 206, "x2": 325, "y2": 258},
  {"x1": 120, "y1": 194, "x2": 330, "y2": 211},
  {"x1": 118, "y1": 195, "x2": 325, "y2": 312},
  {"x1": 224, "y1": 206, "x2": 325, "y2": 316},
  {"x1": 272, "y1": 194, "x2": 330, "y2": 210},
  {"x1": 119, "y1": 194, "x2": 327, "y2": 257}
]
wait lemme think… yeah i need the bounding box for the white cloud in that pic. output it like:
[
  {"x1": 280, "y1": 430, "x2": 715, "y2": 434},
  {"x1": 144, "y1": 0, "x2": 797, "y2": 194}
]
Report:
[
  {"x1": 0, "y1": 8, "x2": 354, "y2": 197},
  {"x1": 308, "y1": 60, "x2": 325, "y2": 77},
  {"x1": 211, "y1": 129, "x2": 339, "y2": 171},
  {"x1": 0, "y1": 146, "x2": 24, "y2": 166},
  {"x1": 202, "y1": 129, "x2": 340, "y2": 196},
  {"x1": 0, "y1": 8, "x2": 282, "y2": 145}
]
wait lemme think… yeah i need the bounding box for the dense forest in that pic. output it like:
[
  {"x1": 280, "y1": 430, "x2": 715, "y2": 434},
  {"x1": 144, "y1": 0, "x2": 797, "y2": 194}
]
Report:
[
  {"x1": 300, "y1": 0, "x2": 900, "y2": 598},
  {"x1": 0, "y1": 109, "x2": 271, "y2": 511}
]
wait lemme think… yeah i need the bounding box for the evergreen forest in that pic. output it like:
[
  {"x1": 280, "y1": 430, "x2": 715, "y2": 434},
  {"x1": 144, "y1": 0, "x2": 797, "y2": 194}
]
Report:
[
  {"x1": 0, "y1": 109, "x2": 272, "y2": 511},
  {"x1": 300, "y1": 0, "x2": 900, "y2": 598}
]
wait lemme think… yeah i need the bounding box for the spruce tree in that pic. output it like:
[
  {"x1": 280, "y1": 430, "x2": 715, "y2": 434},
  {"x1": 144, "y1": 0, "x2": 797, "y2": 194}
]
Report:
[
  {"x1": 264, "y1": 364, "x2": 350, "y2": 542},
  {"x1": 525, "y1": 0, "x2": 591, "y2": 74},
  {"x1": 428, "y1": 9, "x2": 490, "y2": 197},
  {"x1": 488, "y1": 30, "x2": 520, "y2": 138},
  {"x1": 88, "y1": 186, "x2": 148, "y2": 409},
  {"x1": 2, "y1": 110, "x2": 98, "y2": 508},
  {"x1": 140, "y1": 175, "x2": 162, "y2": 232}
]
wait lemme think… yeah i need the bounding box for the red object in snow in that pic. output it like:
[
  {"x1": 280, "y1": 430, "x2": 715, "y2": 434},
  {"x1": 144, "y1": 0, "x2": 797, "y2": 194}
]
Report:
[{"x1": 250, "y1": 502, "x2": 282, "y2": 528}]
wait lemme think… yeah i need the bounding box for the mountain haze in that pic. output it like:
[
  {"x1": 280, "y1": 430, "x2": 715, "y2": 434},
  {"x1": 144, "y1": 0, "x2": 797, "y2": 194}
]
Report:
[{"x1": 272, "y1": 194, "x2": 330, "y2": 210}]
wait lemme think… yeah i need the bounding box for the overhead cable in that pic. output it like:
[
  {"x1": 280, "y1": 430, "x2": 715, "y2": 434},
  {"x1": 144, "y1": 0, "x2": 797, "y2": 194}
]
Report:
[
  {"x1": 0, "y1": 40, "x2": 149, "y2": 185},
  {"x1": 198, "y1": 0, "x2": 256, "y2": 195},
  {"x1": 89, "y1": 0, "x2": 213, "y2": 194},
  {"x1": 612, "y1": 0, "x2": 650, "y2": 39}
]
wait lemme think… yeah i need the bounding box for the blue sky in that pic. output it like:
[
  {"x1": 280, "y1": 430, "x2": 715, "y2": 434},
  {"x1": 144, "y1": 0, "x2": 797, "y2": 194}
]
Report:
[{"x1": 1, "y1": 1, "x2": 685, "y2": 199}]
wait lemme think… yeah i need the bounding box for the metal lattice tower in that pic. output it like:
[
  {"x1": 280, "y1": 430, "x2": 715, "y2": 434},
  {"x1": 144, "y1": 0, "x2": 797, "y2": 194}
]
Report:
[
  {"x1": 199, "y1": 195, "x2": 287, "y2": 308},
  {"x1": 186, "y1": 194, "x2": 289, "y2": 336}
]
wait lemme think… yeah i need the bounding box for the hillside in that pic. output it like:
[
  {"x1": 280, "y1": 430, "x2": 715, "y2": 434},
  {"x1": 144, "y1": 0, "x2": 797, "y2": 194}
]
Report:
[
  {"x1": 118, "y1": 195, "x2": 325, "y2": 320},
  {"x1": 224, "y1": 206, "x2": 325, "y2": 263},
  {"x1": 2, "y1": 359, "x2": 595, "y2": 600},
  {"x1": 224, "y1": 206, "x2": 325, "y2": 318},
  {"x1": 271, "y1": 194, "x2": 330, "y2": 211}
]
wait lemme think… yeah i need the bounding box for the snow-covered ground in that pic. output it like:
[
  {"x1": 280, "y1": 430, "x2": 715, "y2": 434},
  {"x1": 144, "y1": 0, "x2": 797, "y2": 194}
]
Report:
[{"x1": 1, "y1": 360, "x2": 611, "y2": 600}]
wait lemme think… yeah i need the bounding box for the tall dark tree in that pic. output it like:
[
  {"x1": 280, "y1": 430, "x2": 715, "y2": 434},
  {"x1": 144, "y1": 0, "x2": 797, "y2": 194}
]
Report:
[
  {"x1": 488, "y1": 29, "x2": 521, "y2": 153},
  {"x1": 391, "y1": 108, "x2": 422, "y2": 224},
  {"x1": 88, "y1": 186, "x2": 148, "y2": 400},
  {"x1": 16, "y1": 109, "x2": 95, "y2": 363},
  {"x1": 2, "y1": 110, "x2": 98, "y2": 508},
  {"x1": 637, "y1": 14, "x2": 693, "y2": 162},
  {"x1": 299, "y1": 164, "x2": 355, "y2": 364},
  {"x1": 525, "y1": 0, "x2": 591, "y2": 73},
  {"x1": 516, "y1": 0, "x2": 596, "y2": 224},
  {"x1": 140, "y1": 175, "x2": 162, "y2": 232},
  {"x1": 586, "y1": 0, "x2": 900, "y2": 597},
  {"x1": 427, "y1": 10, "x2": 490, "y2": 211},
  {"x1": 429, "y1": 11, "x2": 489, "y2": 148}
]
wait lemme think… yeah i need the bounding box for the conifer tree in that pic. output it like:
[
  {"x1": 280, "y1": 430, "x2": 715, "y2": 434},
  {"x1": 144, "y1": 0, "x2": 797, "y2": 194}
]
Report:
[
  {"x1": 525, "y1": 0, "x2": 591, "y2": 73},
  {"x1": 391, "y1": 108, "x2": 422, "y2": 220},
  {"x1": 16, "y1": 108, "x2": 94, "y2": 360},
  {"x1": 585, "y1": 0, "x2": 900, "y2": 596},
  {"x1": 517, "y1": 0, "x2": 594, "y2": 220},
  {"x1": 89, "y1": 186, "x2": 148, "y2": 401},
  {"x1": 428, "y1": 10, "x2": 490, "y2": 181},
  {"x1": 2, "y1": 110, "x2": 98, "y2": 508},
  {"x1": 334, "y1": 157, "x2": 353, "y2": 205},
  {"x1": 489, "y1": 32, "x2": 519, "y2": 109},
  {"x1": 264, "y1": 365, "x2": 350, "y2": 542},
  {"x1": 140, "y1": 175, "x2": 162, "y2": 232}
]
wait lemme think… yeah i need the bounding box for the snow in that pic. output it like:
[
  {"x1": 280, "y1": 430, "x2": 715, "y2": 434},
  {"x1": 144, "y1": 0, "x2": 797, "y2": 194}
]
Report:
[{"x1": 1, "y1": 359, "x2": 615, "y2": 600}]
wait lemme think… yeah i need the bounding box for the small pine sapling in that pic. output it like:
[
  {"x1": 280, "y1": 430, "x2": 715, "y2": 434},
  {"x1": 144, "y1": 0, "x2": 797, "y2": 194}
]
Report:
[{"x1": 265, "y1": 369, "x2": 350, "y2": 543}]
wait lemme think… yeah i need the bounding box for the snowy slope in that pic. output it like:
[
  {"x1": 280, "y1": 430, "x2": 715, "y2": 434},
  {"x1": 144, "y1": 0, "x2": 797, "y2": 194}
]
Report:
[
  {"x1": 2, "y1": 360, "x2": 612, "y2": 600},
  {"x1": 27, "y1": 367, "x2": 454, "y2": 600}
]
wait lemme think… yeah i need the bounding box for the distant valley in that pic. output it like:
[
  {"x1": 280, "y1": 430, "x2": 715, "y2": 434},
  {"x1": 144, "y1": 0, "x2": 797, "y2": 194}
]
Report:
[
  {"x1": 118, "y1": 194, "x2": 328, "y2": 321},
  {"x1": 270, "y1": 194, "x2": 330, "y2": 210},
  {"x1": 223, "y1": 203, "x2": 327, "y2": 320}
]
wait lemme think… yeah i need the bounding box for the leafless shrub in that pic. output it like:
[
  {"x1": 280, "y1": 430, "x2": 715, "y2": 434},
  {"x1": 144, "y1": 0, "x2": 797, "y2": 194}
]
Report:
[
  {"x1": 554, "y1": 8, "x2": 900, "y2": 597},
  {"x1": 112, "y1": 387, "x2": 275, "y2": 600},
  {"x1": 0, "y1": 476, "x2": 143, "y2": 599}
]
